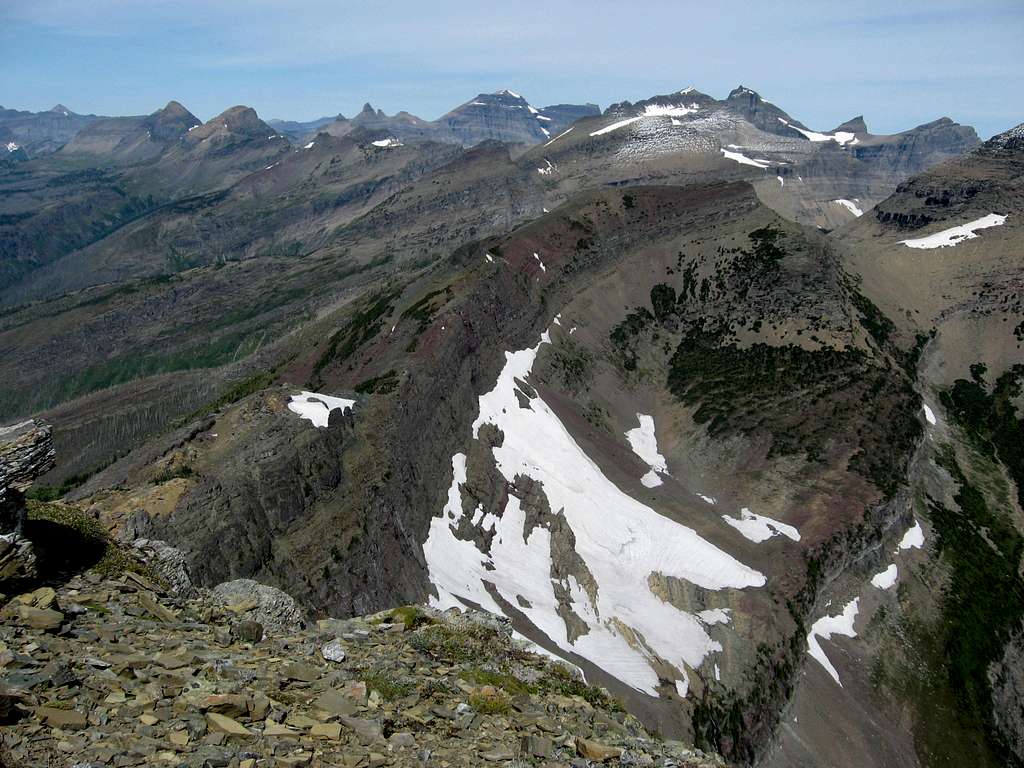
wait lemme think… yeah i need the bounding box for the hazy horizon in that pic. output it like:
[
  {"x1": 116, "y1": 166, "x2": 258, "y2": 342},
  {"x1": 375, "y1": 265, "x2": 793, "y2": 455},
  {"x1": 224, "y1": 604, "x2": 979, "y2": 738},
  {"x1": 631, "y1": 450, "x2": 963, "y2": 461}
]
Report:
[{"x1": 2, "y1": 0, "x2": 1022, "y2": 139}]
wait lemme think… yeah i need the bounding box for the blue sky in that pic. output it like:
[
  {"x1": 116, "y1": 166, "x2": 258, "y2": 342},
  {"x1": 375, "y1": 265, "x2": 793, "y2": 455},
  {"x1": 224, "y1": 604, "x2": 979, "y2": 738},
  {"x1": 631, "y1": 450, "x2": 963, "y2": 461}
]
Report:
[{"x1": 2, "y1": 0, "x2": 1021, "y2": 138}]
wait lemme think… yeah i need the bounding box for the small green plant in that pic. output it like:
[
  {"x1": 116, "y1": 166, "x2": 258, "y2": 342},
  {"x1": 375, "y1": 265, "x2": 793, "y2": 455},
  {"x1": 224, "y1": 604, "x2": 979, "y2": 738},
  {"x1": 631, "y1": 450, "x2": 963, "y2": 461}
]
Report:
[{"x1": 469, "y1": 690, "x2": 511, "y2": 715}]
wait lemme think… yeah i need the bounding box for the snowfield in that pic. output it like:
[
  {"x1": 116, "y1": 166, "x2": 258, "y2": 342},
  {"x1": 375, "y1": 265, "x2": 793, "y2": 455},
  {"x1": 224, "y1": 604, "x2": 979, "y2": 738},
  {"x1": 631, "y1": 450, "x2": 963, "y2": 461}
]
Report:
[
  {"x1": 899, "y1": 213, "x2": 1007, "y2": 248},
  {"x1": 424, "y1": 328, "x2": 766, "y2": 696},
  {"x1": 287, "y1": 391, "x2": 355, "y2": 428}
]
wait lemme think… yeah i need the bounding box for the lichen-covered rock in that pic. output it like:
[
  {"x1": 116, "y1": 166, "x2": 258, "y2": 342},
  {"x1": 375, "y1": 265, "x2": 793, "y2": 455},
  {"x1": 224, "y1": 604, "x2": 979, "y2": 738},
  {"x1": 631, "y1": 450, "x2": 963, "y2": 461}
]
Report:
[{"x1": 211, "y1": 578, "x2": 304, "y2": 633}]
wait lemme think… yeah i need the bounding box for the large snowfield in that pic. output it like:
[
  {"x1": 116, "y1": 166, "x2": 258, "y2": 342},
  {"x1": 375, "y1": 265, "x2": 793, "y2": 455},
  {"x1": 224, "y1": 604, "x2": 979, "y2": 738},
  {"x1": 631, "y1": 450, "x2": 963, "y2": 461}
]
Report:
[{"x1": 424, "y1": 327, "x2": 766, "y2": 696}]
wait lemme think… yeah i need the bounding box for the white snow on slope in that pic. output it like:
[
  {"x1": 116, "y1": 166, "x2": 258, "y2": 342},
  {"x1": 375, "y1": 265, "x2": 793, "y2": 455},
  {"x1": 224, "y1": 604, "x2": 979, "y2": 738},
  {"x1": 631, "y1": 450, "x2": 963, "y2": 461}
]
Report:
[
  {"x1": 544, "y1": 126, "x2": 574, "y2": 146},
  {"x1": 777, "y1": 175, "x2": 784, "y2": 187},
  {"x1": 833, "y1": 199, "x2": 864, "y2": 216},
  {"x1": 871, "y1": 564, "x2": 898, "y2": 590},
  {"x1": 302, "y1": 141, "x2": 315, "y2": 150},
  {"x1": 778, "y1": 118, "x2": 857, "y2": 146},
  {"x1": 899, "y1": 213, "x2": 1007, "y2": 249},
  {"x1": 697, "y1": 494, "x2": 717, "y2": 506},
  {"x1": 720, "y1": 148, "x2": 770, "y2": 168},
  {"x1": 533, "y1": 253, "x2": 547, "y2": 272},
  {"x1": 590, "y1": 116, "x2": 644, "y2": 136},
  {"x1": 625, "y1": 414, "x2": 669, "y2": 489},
  {"x1": 697, "y1": 608, "x2": 731, "y2": 625},
  {"x1": 287, "y1": 391, "x2": 355, "y2": 428},
  {"x1": 423, "y1": 330, "x2": 766, "y2": 696},
  {"x1": 537, "y1": 159, "x2": 556, "y2": 176},
  {"x1": 5, "y1": 142, "x2": 18, "y2": 153},
  {"x1": 806, "y1": 598, "x2": 859, "y2": 686},
  {"x1": 922, "y1": 404, "x2": 937, "y2": 425},
  {"x1": 372, "y1": 137, "x2": 402, "y2": 148},
  {"x1": 898, "y1": 519, "x2": 924, "y2": 551},
  {"x1": 722, "y1": 507, "x2": 800, "y2": 543},
  {"x1": 641, "y1": 103, "x2": 700, "y2": 118}
]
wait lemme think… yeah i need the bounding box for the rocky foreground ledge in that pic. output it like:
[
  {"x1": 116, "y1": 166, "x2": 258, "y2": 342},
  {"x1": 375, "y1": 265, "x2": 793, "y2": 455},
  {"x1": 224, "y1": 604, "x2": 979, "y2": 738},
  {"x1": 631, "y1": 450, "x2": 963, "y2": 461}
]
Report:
[{"x1": 0, "y1": 506, "x2": 722, "y2": 768}]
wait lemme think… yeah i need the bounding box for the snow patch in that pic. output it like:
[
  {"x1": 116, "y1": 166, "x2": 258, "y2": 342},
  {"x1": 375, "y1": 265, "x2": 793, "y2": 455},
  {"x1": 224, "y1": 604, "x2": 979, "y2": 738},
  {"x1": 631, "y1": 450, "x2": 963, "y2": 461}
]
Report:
[
  {"x1": 871, "y1": 564, "x2": 898, "y2": 590},
  {"x1": 697, "y1": 494, "x2": 717, "y2": 506},
  {"x1": 544, "y1": 126, "x2": 574, "y2": 146},
  {"x1": 806, "y1": 598, "x2": 859, "y2": 686},
  {"x1": 537, "y1": 159, "x2": 556, "y2": 176},
  {"x1": 722, "y1": 507, "x2": 800, "y2": 543},
  {"x1": 5, "y1": 142, "x2": 18, "y2": 153},
  {"x1": 590, "y1": 116, "x2": 644, "y2": 137},
  {"x1": 372, "y1": 137, "x2": 402, "y2": 148},
  {"x1": 833, "y1": 199, "x2": 864, "y2": 217},
  {"x1": 720, "y1": 148, "x2": 770, "y2": 169},
  {"x1": 778, "y1": 117, "x2": 857, "y2": 146},
  {"x1": 302, "y1": 141, "x2": 315, "y2": 150},
  {"x1": 898, "y1": 519, "x2": 924, "y2": 551},
  {"x1": 697, "y1": 608, "x2": 731, "y2": 625},
  {"x1": 899, "y1": 214, "x2": 1007, "y2": 249},
  {"x1": 922, "y1": 404, "x2": 936, "y2": 425},
  {"x1": 287, "y1": 391, "x2": 355, "y2": 428},
  {"x1": 625, "y1": 414, "x2": 669, "y2": 487},
  {"x1": 641, "y1": 103, "x2": 699, "y2": 118},
  {"x1": 532, "y1": 252, "x2": 547, "y2": 272}
]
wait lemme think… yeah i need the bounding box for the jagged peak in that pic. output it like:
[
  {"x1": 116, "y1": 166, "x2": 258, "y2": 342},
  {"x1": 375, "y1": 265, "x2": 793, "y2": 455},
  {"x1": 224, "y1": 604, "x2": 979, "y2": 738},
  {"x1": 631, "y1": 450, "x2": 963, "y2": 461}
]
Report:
[
  {"x1": 494, "y1": 88, "x2": 524, "y2": 100},
  {"x1": 727, "y1": 85, "x2": 762, "y2": 101},
  {"x1": 48, "y1": 103, "x2": 74, "y2": 116}
]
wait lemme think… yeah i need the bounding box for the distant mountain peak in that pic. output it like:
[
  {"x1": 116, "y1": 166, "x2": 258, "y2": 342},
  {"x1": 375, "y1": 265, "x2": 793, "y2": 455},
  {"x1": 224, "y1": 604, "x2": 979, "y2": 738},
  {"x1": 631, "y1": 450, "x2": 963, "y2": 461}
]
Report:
[
  {"x1": 160, "y1": 100, "x2": 192, "y2": 116},
  {"x1": 727, "y1": 85, "x2": 762, "y2": 101},
  {"x1": 49, "y1": 104, "x2": 74, "y2": 116},
  {"x1": 495, "y1": 89, "x2": 523, "y2": 99},
  {"x1": 833, "y1": 116, "x2": 868, "y2": 134}
]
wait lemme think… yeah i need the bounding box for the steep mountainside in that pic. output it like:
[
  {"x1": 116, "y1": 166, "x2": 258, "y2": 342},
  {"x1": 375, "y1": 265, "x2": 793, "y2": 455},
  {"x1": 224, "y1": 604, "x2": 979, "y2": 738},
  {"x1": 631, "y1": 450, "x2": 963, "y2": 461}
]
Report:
[
  {"x1": 0, "y1": 85, "x2": 1016, "y2": 768},
  {"x1": 764, "y1": 123, "x2": 1024, "y2": 768}
]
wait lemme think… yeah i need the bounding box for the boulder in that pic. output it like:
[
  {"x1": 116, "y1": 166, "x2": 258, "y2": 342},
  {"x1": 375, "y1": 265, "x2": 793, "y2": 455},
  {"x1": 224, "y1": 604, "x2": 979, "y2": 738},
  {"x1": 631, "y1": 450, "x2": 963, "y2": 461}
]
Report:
[
  {"x1": 131, "y1": 539, "x2": 196, "y2": 597},
  {"x1": 211, "y1": 578, "x2": 304, "y2": 633}
]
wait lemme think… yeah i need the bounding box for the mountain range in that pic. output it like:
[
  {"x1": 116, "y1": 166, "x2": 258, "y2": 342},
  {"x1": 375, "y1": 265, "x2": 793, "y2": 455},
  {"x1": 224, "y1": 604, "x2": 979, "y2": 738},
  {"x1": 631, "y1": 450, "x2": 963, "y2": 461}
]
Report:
[{"x1": 0, "y1": 83, "x2": 1021, "y2": 768}]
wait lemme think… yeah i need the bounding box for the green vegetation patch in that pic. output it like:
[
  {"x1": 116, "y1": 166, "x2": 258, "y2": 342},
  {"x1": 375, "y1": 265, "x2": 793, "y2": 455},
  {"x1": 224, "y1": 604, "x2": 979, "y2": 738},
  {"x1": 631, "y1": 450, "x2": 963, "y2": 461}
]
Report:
[
  {"x1": 354, "y1": 370, "x2": 399, "y2": 395},
  {"x1": 313, "y1": 289, "x2": 399, "y2": 377},
  {"x1": 24, "y1": 501, "x2": 158, "y2": 582},
  {"x1": 922, "y1": 447, "x2": 1024, "y2": 764},
  {"x1": 940, "y1": 363, "x2": 1024, "y2": 508},
  {"x1": 666, "y1": 327, "x2": 921, "y2": 495}
]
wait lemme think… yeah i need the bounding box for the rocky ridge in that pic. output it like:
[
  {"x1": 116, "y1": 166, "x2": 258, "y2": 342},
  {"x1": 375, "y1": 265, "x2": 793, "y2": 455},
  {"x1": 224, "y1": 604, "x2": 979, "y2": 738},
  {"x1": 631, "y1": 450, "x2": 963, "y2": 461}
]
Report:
[{"x1": 0, "y1": 530, "x2": 724, "y2": 768}]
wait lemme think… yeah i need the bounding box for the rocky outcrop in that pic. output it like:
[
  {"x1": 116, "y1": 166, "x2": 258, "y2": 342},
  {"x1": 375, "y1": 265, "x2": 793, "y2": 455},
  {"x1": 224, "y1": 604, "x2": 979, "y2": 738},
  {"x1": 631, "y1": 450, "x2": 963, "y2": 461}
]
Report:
[{"x1": 0, "y1": 420, "x2": 55, "y2": 582}]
